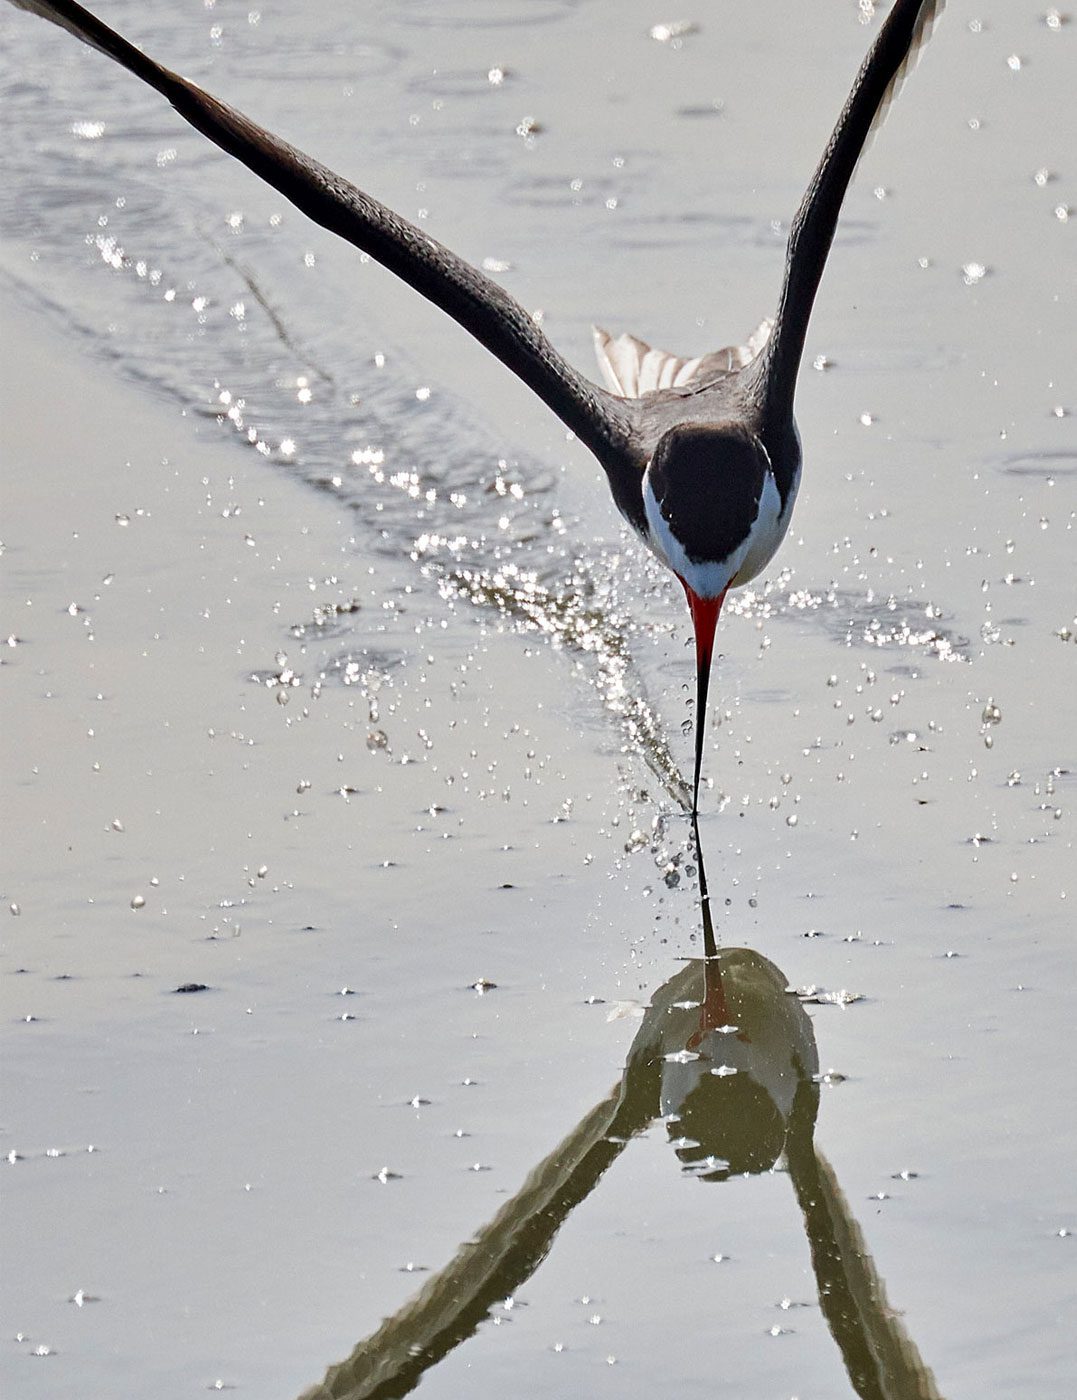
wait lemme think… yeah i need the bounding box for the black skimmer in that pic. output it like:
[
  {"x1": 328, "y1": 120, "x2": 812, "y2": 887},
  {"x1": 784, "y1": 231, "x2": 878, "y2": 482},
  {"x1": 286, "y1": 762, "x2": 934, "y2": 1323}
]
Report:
[{"x1": 10, "y1": 0, "x2": 944, "y2": 810}]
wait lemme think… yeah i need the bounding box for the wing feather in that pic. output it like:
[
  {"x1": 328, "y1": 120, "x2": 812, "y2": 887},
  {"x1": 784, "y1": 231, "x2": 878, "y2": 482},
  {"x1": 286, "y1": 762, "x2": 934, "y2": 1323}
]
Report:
[{"x1": 9, "y1": 0, "x2": 639, "y2": 470}]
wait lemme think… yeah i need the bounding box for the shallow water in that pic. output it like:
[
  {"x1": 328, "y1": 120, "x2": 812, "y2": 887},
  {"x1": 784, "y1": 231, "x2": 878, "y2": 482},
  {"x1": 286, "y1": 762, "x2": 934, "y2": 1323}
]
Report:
[{"x1": 1, "y1": 2, "x2": 1074, "y2": 1397}]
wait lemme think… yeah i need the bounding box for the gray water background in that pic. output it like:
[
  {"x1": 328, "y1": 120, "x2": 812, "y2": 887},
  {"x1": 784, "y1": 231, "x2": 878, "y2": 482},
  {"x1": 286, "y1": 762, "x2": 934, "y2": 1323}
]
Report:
[{"x1": 1, "y1": 2, "x2": 1074, "y2": 1396}]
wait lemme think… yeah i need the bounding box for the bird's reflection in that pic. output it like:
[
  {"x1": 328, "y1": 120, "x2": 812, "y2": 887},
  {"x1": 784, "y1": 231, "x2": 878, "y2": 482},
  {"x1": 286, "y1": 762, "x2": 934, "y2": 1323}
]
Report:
[{"x1": 299, "y1": 827, "x2": 939, "y2": 1400}]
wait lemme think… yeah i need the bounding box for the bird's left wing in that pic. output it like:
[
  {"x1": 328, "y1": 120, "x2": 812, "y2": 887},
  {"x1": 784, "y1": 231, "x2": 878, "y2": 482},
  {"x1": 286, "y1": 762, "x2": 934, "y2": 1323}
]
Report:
[{"x1": 9, "y1": 0, "x2": 641, "y2": 473}]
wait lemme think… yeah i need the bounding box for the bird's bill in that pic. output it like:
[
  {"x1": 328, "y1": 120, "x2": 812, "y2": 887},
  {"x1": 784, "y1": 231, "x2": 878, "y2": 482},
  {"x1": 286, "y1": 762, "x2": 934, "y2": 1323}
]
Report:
[{"x1": 680, "y1": 582, "x2": 727, "y2": 813}]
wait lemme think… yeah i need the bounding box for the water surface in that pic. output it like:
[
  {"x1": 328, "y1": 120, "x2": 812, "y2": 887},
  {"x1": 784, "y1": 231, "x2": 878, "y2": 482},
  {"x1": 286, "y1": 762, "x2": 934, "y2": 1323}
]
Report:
[{"x1": 2, "y1": 2, "x2": 1074, "y2": 1396}]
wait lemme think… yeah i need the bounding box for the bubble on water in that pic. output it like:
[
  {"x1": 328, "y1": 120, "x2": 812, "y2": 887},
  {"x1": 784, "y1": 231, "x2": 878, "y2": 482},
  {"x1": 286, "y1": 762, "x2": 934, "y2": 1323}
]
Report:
[
  {"x1": 795, "y1": 986, "x2": 864, "y2": 1007},
  {"x1": 649, "y1": 20, "x2": 699, "y2": 43},
  {"x1": 367, "y1": 730, "x2": 389, "y2": 751},
  {"x1": 130, "y1": 895, "x2": 145, "y2": 910}
]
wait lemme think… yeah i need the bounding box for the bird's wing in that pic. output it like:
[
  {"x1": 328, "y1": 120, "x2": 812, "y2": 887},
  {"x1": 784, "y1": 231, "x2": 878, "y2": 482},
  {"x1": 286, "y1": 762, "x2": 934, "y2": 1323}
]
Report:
[
  {"x1": 759, "y1": 0, "x2": 945, "y2": 427},
  {"x1": 592, "y1": 321, "x2": 771, "y2": 398},
  {"x1": 10, "y1": 0, "x2": 640, "y2": 472}
]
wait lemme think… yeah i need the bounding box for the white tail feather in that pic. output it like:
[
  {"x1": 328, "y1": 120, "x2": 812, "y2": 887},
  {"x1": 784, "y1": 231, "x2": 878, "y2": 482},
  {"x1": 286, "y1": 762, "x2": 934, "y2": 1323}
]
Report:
[{"x1": 592, "y1": 321, "x2": 771, "y2": 399}]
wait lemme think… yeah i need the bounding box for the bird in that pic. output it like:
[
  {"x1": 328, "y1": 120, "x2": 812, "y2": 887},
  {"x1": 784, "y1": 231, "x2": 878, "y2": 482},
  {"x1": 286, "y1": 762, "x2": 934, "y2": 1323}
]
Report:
[{"x1": 9, "y1": 0, "x2": 944, "y2": 812}]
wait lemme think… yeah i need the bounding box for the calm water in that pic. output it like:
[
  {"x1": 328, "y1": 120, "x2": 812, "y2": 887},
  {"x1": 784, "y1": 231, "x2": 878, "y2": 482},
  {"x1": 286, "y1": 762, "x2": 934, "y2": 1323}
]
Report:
[{"x1": 2, "y1": 2, "x2": 1073, "y2": 1397}]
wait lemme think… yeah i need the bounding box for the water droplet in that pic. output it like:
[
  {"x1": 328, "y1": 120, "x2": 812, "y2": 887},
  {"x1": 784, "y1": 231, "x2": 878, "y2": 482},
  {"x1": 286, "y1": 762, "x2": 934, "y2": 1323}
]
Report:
[{"x1": 649, "y1": 20, "x2": 698, "y2": 43}]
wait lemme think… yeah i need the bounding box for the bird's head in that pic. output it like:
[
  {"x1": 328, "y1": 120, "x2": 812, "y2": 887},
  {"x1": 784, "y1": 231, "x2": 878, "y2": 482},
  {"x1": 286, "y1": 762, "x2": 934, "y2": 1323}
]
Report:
[
  {"x1": 641, "y1": 422, "x2": 771, "y2": 812},
  {"x1": 642, "y1": 421, "x2": 770, "y2": 596}
]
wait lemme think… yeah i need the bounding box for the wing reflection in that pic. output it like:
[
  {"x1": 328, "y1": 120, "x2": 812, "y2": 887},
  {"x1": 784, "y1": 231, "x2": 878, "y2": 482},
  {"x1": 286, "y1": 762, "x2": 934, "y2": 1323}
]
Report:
[{"x1": 299, "y1": 829, "x2": 940, "y2": 1400}]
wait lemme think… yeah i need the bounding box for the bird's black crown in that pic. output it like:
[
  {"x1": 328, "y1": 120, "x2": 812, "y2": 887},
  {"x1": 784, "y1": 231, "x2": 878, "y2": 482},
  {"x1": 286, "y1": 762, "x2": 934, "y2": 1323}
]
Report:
[{"x1": 647, "y1": 422, "x2": 769, "y2": 565}]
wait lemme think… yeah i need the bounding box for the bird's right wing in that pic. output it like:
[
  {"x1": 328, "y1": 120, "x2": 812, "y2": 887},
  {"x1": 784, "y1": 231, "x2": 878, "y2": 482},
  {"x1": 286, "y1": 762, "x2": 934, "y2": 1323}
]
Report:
[
  {"x1": 9, "y1": 0, "x2": 641, "y2": 472},
  {"x1": 759, "y1": 0, "x2": 944, "y2": 425}
]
